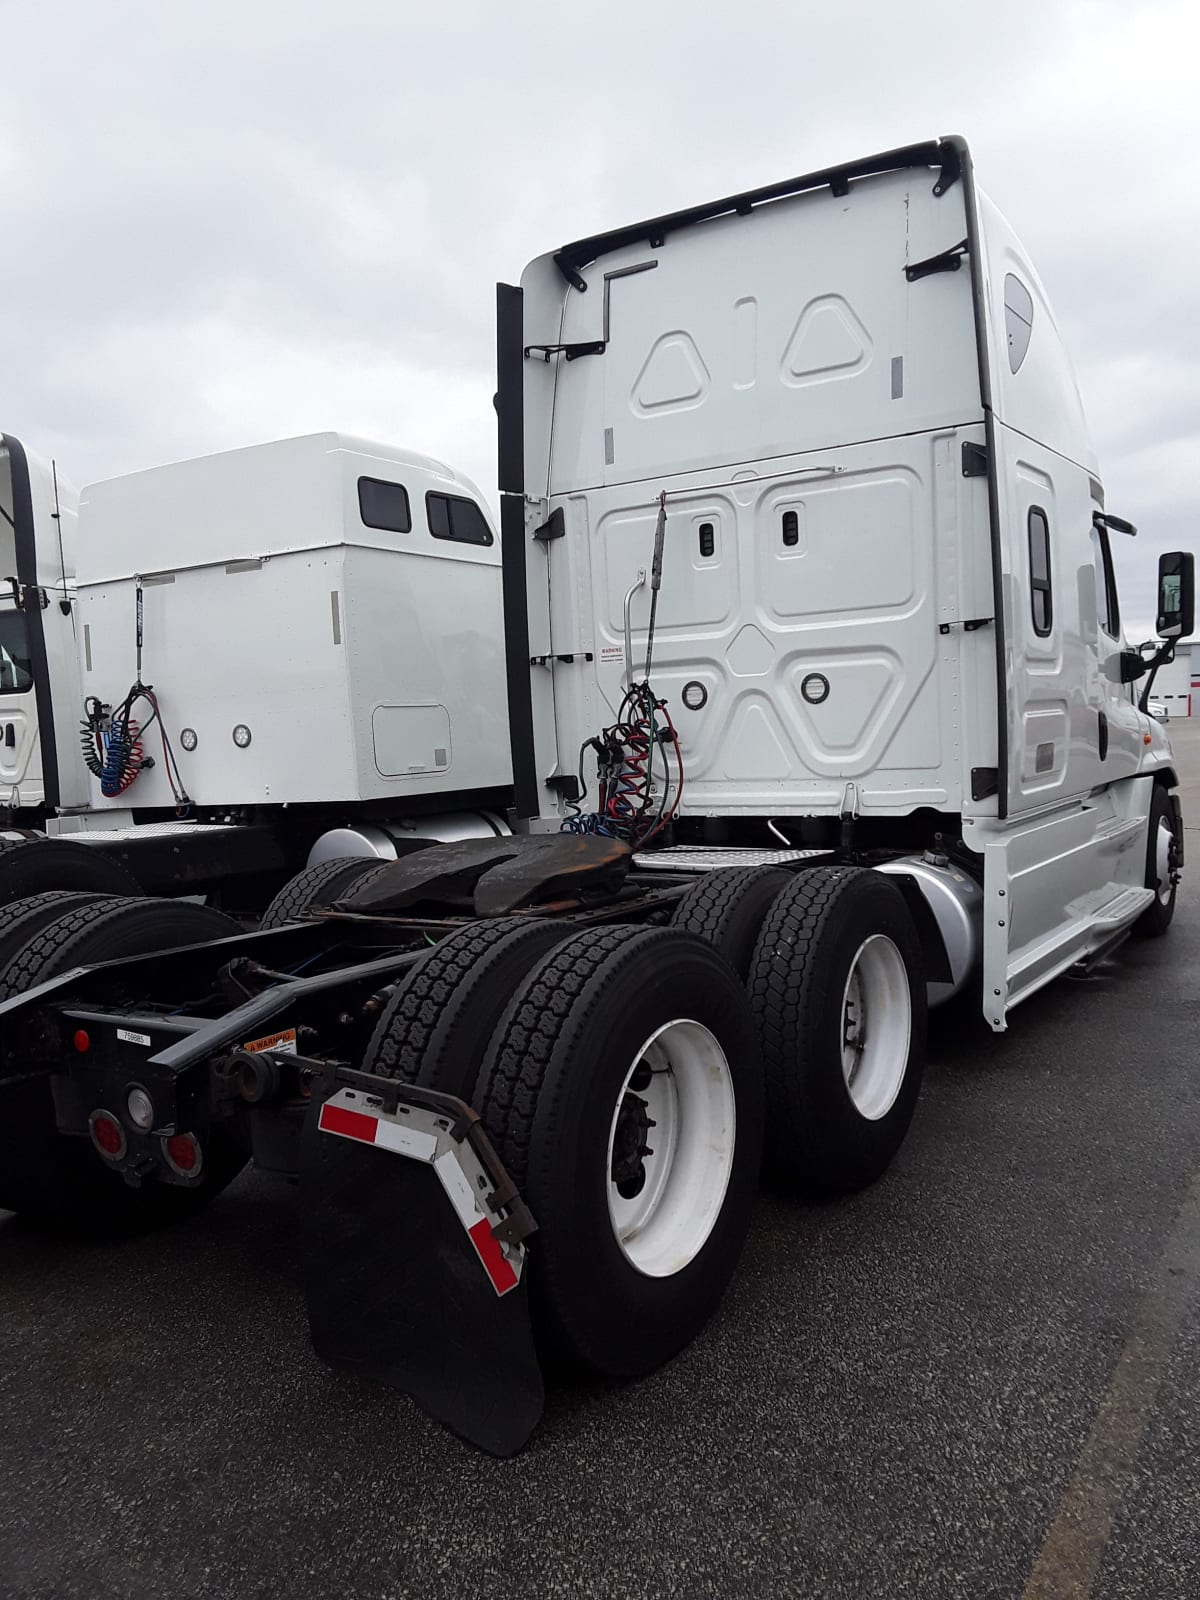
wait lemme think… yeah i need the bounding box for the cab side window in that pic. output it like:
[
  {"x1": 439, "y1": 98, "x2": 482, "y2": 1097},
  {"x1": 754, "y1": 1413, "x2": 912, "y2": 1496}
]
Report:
[
  {"x1": 1028, "y1": 507, "x2": 1053, "y2": 636},
  {"x1": 0, "y1": 611, "x2": 33, "y2": 693}
]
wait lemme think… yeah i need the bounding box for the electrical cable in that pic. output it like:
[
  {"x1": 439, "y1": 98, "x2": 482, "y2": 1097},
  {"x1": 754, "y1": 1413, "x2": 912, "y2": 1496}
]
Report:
[
  {"x1": 78, "y1": 576, "x2": 191, "y2": 810},
  {"x1": 559, "y1": 489, "x2": 685, "y2": 846}
]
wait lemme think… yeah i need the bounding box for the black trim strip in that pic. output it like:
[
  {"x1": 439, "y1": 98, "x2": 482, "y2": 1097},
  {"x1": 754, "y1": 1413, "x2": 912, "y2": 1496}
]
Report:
[
  {"x1": 553, "y1": 139, "x2": 962, "y2": 285},
  {"x1": 496, "y1": 282, "x2": 539, "y2": 817},
  {"x1": 500, "y1": 492, "x2": 538, "y2": 819},
  {"x1": 496, "y1": 283, "x2": 525, "y2": 496},
  {"x1": 1, "y1": 433, "x2": 60, "y2": 812},
  {"x1": 952, "y1": 141, "x2": 1010, "y2": 820}
]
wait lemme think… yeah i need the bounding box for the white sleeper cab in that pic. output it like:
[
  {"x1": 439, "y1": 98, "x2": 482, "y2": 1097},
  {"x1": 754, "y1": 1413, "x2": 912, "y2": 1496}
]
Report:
[
  {"x1": 0, "y1": 140, "x2": 1190, "y2": 1457},
  {"x1": 498, "y1": 134, "x2": 1191, "y2": 1031}
]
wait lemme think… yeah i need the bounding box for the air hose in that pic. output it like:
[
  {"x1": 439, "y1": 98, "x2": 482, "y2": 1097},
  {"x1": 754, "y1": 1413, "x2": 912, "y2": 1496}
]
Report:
[
  {"x1": 78, "y1": 577, "x2": 191, "y2": 808},
  {"x1": 80, "y1": 695, "x2": 151, "y2": 796},
  {"x1": 562, "y1": 492, "x2": 684, "y2": 844}
]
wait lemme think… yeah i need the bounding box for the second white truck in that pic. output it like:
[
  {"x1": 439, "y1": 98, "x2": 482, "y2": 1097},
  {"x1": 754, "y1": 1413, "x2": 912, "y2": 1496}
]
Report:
[{"x1": 1, "y1": 432, "x2": 514, "y2": 908}]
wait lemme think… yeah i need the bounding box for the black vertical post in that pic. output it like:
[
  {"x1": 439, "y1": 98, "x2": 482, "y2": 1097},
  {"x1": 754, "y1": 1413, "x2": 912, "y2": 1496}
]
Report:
[{"x1": 496, "y1": 285, "x2": 539, "y2": 819}]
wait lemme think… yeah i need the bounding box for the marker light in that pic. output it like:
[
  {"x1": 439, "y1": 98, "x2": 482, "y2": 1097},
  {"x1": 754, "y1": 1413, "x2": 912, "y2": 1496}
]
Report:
[
  {"x1": 180, "y1": 727, "x2": 198, "y2": 752},
  {"x1": 126, "y1": 1086, "x2": 155, "y2": 1130},
  {"x1": 73, "y1": 1029, "x2": 91, "y2": 1053},
  {"x1": 232, "y1": 724, "x2": 252, "y2": 748}
]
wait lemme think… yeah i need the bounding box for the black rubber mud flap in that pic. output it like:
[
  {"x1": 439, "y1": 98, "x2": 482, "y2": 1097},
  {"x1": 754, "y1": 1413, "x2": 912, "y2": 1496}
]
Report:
[{"x1": 299, "y1": 1081, "x2": 543, "y2": 1457}]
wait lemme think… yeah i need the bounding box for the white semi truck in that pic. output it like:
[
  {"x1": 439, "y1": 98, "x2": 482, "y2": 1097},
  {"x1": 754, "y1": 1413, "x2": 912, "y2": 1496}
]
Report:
[
  {"x1": 0, "y1": 432, "x2": 513, "y2": 908},
  {"x1": 0, "y1": 137, "x2": 1190, "y2": 1457}
]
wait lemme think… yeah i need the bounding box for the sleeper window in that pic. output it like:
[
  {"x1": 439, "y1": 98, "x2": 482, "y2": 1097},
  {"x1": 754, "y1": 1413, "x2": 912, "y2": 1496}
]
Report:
[
  {"x1": 426, "y1": 492, "x2": 493, "y2": 546},
  {"x1": 358, "y1": 477, "x2": 412, "y2": 534},
  {"x1": 1028, "y1": 507, "x2": 1053, "y2": 637}
]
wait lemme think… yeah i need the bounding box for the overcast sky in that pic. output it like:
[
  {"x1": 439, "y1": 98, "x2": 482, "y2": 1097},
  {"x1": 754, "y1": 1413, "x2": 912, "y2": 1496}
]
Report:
[{"x1": 1, "y1": 0, "x2": 1194, "y2": 634}]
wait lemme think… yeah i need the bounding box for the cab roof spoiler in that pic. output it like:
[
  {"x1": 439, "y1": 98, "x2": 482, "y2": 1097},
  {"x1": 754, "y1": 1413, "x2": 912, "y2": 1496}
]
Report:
[{"x1": 551, "y1": 136, "x2": 966, "y2": 289}]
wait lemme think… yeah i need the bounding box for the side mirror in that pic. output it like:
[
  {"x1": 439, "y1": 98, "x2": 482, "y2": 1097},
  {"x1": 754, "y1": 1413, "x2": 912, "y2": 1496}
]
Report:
[{"x1": 1157, "y1": 551, "x2": 1195, "y2": 640}]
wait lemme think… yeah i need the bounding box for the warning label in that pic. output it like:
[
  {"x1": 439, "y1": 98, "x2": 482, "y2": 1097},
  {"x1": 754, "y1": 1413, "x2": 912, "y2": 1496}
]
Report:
[
  {"x1": 600, "y1": 645, "x2": 624, "y2": 662},
  {"x1": 243, "y1": 1027, "x2": 298, "y2": 1056}
]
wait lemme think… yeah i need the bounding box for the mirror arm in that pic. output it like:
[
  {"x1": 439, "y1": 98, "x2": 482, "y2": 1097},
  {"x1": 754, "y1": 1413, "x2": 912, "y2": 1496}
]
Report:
[
  {"x1": 1094, "y1": 510, "x2": 1138, "y2": 537},
  {"x1": 1137, "y1": 641, "x2": 1176, "y2": 713}
]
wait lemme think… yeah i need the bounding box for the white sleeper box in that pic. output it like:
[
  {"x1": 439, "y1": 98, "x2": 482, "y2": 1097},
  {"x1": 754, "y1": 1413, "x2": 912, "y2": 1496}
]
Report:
[{"x1": 77, "y1": 433, "x2": 511, "y2": 808}]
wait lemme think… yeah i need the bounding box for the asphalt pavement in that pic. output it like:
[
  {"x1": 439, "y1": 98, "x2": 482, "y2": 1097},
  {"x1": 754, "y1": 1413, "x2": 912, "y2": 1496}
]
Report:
[{"x1": 2, "y1": 728, "x2": 1199, "y2": 1600}]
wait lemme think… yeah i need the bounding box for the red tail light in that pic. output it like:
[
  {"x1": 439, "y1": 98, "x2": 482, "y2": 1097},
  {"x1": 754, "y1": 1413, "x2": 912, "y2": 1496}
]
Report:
[
  {"x1": 89, "y1": 1110, "x2": 126, "y2": 1161},
  {"x1": 73, "y1": 1030, "x2": 91, "y2": 1054},
  {"x1": 162, "y1": 1132, "x2": 202, "y2": 1177}
]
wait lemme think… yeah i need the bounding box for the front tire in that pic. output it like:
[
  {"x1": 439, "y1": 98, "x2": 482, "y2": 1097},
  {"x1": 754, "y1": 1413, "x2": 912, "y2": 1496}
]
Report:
[{"x1": 1133, "y1": 786, "x2": 1181, "y2": 938}]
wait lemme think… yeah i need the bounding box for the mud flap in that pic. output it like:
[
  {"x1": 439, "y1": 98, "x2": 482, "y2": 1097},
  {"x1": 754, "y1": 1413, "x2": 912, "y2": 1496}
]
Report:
[{"x1": 300, "y1": 1078, "x2": 543, "y2": 1457}]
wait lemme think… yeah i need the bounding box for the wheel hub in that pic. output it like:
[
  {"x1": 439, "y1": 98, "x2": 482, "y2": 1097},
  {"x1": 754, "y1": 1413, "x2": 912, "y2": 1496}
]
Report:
[
  {"x1": 842, "y1": 974, "x2": 867, "y2": 1085},
  {"x1": 1155, "y1": 818, "x2": 1178, "y2": 905},
  {"x1": 610, "y1": 1091, "x2": 656, "y2": 1198},
  {"x1": 604, "y1": 1019, "x2": 737, "y2": 1278},
  {"x1": 838, "y1": 934, "x2": 911, "y2": 1121}
]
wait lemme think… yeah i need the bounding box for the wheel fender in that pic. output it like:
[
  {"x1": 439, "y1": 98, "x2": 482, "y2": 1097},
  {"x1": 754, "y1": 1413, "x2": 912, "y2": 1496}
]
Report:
[{"x1": 874, "y1": 857, "x2": 982, "y2": 1006}]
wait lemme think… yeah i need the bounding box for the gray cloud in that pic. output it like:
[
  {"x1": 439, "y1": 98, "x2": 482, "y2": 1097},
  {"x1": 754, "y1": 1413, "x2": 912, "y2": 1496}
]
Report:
[{"x1": 1, "y1": 0, "x2": 1195, "y2": 633}]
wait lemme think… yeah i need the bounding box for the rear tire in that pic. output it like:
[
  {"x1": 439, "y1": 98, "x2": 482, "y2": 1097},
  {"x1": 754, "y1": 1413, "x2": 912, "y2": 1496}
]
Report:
[
  {"x1": 670, "y1": 866, "x2": 794, "y2": 980},
  {"x1": 0, "y1": 895, "x2": 239, "y2": 1001},
  {"x1": 1133, "y1": 786, "x2": 1180, "y2": 938},
  {"x1": 259, "y1": 857, "x2": 388, "y2": 929},
  {"x1": 0, "y1": 898, "x2": 247, "y2": 1233},
  {"x1": 0, "y1": 839, "x2": 143, "y2": 910},
  {"x1": 748, "y1": 866, "x2": 926, "y2": 1193},
  {"x1": 364, "y1": 917, "x2": 570, "y2": 1098},
  {"x1": 478, "y1": 925, "x2": 762, "y2": 1378},
  {"x1": 0, "y1": 891, "x2": 110, "y2": 972}
]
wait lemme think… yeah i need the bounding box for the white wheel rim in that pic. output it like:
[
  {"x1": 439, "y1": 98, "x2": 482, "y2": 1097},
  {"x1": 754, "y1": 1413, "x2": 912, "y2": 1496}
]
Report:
[
  {"x1": 1155, "y1": 819, "x2": 1175, "y2": 905},
  {"x1": 840, "y1": 934, "x2": 912, "y2": 1121},
  {"x1": 605, "y1": 1018, "x2": 736, "y2": 1279}
]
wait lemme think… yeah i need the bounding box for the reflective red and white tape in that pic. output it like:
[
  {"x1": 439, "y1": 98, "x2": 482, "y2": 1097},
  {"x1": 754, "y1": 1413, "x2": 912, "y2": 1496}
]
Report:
[{"x1": 317, "y1": 1093, "x2": 520, "y2": 1296}]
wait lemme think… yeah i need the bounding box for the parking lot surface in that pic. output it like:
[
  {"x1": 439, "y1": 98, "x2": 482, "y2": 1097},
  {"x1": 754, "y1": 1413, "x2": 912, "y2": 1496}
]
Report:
[{"x1": 2, "y1": 725, "x2": 1199, "y2": 1600}]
